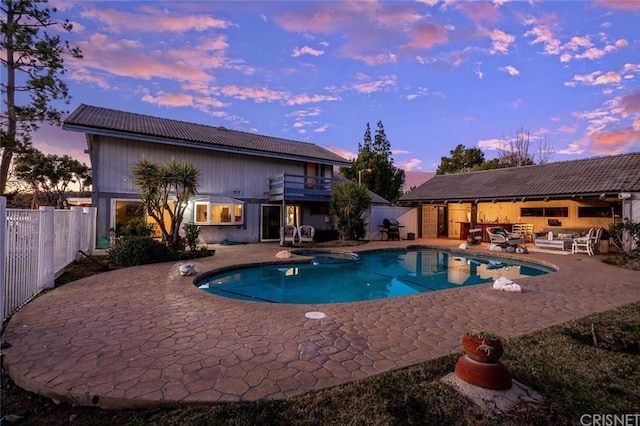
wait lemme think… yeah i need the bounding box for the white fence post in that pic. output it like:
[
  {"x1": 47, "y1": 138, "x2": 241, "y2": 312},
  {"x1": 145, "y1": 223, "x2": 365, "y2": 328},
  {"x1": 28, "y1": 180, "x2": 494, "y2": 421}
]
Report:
[
  {"x1": 84, "y1": 207, "x2": 97, "y2": 254},
  {"x1": 0, "y1": 197, "x2": 6, "y2": 327},
  {"x1": 70, "y1": 207, "x2": 82, "y2": 261},
  {"x1": 39, "y1": 206, "x2": 55, "y2": 289}
]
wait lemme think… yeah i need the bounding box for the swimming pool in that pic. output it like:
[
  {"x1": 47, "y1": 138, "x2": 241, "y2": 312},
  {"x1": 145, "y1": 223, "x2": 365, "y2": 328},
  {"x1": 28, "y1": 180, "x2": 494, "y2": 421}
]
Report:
[{"x1": 195, "y1": 248, "x2": 554, "y2": 304}]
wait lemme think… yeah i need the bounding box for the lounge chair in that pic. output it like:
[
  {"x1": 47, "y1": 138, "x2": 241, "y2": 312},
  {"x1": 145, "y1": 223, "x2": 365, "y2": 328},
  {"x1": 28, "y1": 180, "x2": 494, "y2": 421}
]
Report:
[
  {"x1": 297, "y1": 225, "x2": 315, "y2": 245},
  {"x1": 280, "y1": 225, "x2": 297, "y2": 245},
  {"x1": 486, "y1": 227, "x2": 523, "y2": 247},
  {"x1": 572, "y1": 228, "x2": 595, "y2": 256}
]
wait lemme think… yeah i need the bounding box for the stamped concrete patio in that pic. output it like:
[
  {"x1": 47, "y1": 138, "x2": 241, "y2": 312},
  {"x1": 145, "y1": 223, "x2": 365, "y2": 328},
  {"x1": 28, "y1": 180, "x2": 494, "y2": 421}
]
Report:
[{"x1": 2, "y1": 239, "x2": 639, "y2": 409}]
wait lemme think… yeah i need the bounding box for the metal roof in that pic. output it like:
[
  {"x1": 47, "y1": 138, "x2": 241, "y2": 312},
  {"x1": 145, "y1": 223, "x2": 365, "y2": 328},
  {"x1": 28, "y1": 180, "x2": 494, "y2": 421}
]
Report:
[
  {"x1": 400, "y1": 152, "x2": 640, "y2": 203},
  {"x1": 63, "y1": 104, "x2": 350, "y2": 166}
]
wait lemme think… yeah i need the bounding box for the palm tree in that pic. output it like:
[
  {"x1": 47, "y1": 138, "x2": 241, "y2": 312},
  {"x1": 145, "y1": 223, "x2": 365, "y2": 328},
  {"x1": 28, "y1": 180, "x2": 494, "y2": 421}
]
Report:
[
  {"x1": 330, "y1": 181, "x2": 371, "y2": 240},
  {"x1": 132, "y1": 157, "x2": 200, "y2": 249}
]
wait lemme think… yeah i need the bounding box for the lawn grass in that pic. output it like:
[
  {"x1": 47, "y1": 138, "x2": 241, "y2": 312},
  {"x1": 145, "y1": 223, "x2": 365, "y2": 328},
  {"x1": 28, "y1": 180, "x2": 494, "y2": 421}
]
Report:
[{"x1": 3, "y1": 263, "x2": 638, "y2": 426}]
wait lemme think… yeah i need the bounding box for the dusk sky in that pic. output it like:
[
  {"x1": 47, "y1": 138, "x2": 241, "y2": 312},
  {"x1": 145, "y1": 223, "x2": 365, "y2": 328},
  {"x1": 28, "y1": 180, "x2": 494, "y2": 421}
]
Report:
[{"x1": 18, "y1": 0, "x2": 640, "y2": 177}]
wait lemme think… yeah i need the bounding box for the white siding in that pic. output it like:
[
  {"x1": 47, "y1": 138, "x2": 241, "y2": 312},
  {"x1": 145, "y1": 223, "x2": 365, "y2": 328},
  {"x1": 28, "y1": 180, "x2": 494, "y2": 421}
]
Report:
[
  {"x1": 94, "y1": 136, "x2": 309, "y2": 197},
  {"x1": 90, "y1": 135, "x2": 338, "y2": 244}
]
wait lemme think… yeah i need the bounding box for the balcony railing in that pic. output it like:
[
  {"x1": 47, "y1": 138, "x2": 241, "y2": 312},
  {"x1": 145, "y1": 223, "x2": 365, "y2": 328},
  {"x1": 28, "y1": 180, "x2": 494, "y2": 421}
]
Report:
[{"x1": 268, "y1": 173, "x2": 342, "y2": 202}]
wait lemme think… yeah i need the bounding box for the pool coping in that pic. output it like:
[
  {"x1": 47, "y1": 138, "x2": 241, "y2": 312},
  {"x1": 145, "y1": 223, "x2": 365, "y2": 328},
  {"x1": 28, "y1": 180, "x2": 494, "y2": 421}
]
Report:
[{"x1": 2, "y1": 239, "x2": 639, "y2": 409}]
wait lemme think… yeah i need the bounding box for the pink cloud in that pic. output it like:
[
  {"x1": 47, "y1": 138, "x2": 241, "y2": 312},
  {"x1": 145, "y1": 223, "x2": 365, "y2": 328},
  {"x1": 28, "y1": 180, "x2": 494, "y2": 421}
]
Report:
[
  {"x1": 455, "y1": 2, "x2": 501, "y2": 24},
  {"x1": 73, "y1": 34, "x2": 212, "y2": 83},
  {"x1": 594, "y1": 0, "x2": 640, "y2": 10},
  {"x1": 590, "y1": 128, "x2": 640, "y2": 153},
  {"x1": 564, "y1": 36, "x2": 592, "y2": 51},
  {"x1": 141, "y1": 92, "x2": 194, "y2": 107},
  {"x1": 404, "y1": 24, "x2": 449, "y2": 50},
  {"x1": 594, "y1": 72, "x2": 622, "y2": 85},
  {"x1": 557, "y1": 141, "x2": 587, "y2": 156},
  {"x1": 525, "y1": 25, "x2": 561, "y2": 55},
  {"x1": 559, "y1": 125, "x2": 577, "y2": 133},
  {"x1": 349, "y1": 52, "x2": 398, "y2": 66},
  {"x1": 274, "y1": 3, "x2": 448, "y2": 64},
  {"x1": 325, "y1": 146, "x2": 356, "y2": 161},
  {"x1": 575, "y1": 47, "x2": 606, "y2": 60},
  {"x1": 399, "y1": 159, "x2": 423, "y2": 172},
  {"x1": 275, "y1": 9, "x2": 343, "y2": 33},
  {"x1": 292, "y1": 46, "x2": 325, "y2": 57},
  {"x1": 350, "y1": 75, "x2": 398, "y2": 94},
  {"x1": 71, "y1": 31, "x2": 252, "y2": 87},
  {"x1": 286, "y1": 93, "x2": 340, "y2": 106},
  {"x1": 489, "y1": 29, "x2": 515, "y2": 54},
  {"x1": 219, "y1": 85, "x2": 290, "y2": 103},
  {"x1": 275, "y1": 2, "x2": 424, "y2": 34},
  {"x1": 619, "y1": 90, "x2": 640, "y2": 115},
  {"x1": 194, "y1": 96, "x2": 226, "y2": 109},
  {"x1": 569, "y1": 70, "x2": 622, "y2": 86},
  {"x1": 69, "y1": 68, "x2": 109, "y2": 89},
  {"x1": 500, "y1": 65, "x2": 519, "y2": 76},
  {"x1": 80, "y1": 7, "x2": 229, "y2": 33}
]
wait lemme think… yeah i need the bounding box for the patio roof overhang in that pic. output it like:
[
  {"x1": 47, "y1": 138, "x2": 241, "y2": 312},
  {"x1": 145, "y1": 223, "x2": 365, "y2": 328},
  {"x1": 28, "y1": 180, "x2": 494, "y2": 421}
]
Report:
[{"x1": 400, "y1": 191, "x2": 623, "y2": 205}]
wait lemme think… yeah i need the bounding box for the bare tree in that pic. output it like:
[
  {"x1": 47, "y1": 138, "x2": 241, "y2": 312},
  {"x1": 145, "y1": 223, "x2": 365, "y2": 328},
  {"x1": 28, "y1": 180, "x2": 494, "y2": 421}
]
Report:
[
  {"x1": 498, "y1": 128, "x2": 534, "y2": 167},
  {"x1": 535, "y1": 135, "x2": 555, "y2": 164}
]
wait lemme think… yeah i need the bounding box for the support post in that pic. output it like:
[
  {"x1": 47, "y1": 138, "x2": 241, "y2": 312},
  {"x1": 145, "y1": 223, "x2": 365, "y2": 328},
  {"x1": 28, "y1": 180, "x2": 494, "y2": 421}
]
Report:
[
  {"x1": 0, "y1": 197, "x2": 6, "y2": 326},
  {"x1": 38, "y1": 206, "x2": 55, "y2": 289}
]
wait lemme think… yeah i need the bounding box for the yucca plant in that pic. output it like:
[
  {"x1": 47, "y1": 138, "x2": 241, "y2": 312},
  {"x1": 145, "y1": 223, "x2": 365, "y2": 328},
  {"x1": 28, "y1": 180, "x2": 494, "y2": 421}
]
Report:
[
  {"x1": 330, "y1": 181, "x2": 371, "y2": 240},
  {"x1": 132, "y1": 157, "x2": 200, "y2": 250}
]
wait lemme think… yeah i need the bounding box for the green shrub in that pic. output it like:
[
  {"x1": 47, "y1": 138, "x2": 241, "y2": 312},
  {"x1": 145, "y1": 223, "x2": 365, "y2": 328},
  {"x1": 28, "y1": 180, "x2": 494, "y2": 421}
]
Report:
[
  {"x1": 107, "y1": 236, "x2": 214, "y2": 267},
  {"x1": 110, "y1": 218, "x2": 155, "y2": 240},
  {"x1": 602, "y1": 256, "x2": 628, "y2": 266},
  {"x1": 609, "y1": 219, "x2": 640, "y2": 261},
  {"x1": 107, "y1": 236, "x2": 174, "y2": 267},
  {"x1": 183, "y1": 223, "x2": 201, "y2": 251}
]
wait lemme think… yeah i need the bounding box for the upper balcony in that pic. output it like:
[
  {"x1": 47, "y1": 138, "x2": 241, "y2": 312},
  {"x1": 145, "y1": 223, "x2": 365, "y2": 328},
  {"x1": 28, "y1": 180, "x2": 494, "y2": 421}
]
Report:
[{"x1": 268, "y1": 173, "x2": 342, "y2": 202}]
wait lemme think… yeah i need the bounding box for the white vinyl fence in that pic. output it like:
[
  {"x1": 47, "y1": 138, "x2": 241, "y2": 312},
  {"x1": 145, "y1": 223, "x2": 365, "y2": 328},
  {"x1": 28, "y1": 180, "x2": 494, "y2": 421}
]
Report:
[{"x1": 1, "y1": 196, "x2": 96, "y2": 325}]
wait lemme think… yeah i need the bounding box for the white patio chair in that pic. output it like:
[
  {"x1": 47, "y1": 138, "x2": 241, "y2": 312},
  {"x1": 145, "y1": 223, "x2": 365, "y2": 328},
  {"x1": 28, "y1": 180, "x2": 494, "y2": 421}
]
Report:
[
  {"x1": 297, "y1": 225, "x2": 315, "y2": 245},
  {"x1": 591, "y1": 227, "x2": 604, "y2": 254},
  {"x1": 280, "y1": 225, "x2": 297, "y2": 245},
  {"x1": 572, "y1": 228, "x2": 595, "y2": 256}
]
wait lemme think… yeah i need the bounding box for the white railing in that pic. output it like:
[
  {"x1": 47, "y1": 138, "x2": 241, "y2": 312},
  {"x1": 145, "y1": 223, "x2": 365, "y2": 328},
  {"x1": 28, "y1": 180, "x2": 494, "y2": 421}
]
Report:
[{"x1": 1, "y1": 196, "x2": 97, "y2": 325}]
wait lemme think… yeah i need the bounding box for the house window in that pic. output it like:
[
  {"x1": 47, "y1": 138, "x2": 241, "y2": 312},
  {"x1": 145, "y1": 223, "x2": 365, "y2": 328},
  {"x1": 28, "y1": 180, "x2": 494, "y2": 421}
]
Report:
[
  {"x1": 520, "y1": 207, "x2": 568, "y2": 217},
  {"x1": 578, "y1": 205, "x2": 620, "y2": 218},
  {"x1": 194, "y1": 201, "x2": 244, "y2": 225}
]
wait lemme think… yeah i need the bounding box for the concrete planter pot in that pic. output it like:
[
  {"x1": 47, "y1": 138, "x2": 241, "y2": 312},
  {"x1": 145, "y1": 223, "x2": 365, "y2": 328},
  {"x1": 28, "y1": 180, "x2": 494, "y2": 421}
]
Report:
[
  {"x1": 462, "y1": 333, "x2": 504, "y2": 363},
  {"x1": 454, "y1": 355, "x2": 512, "y2": 390}
]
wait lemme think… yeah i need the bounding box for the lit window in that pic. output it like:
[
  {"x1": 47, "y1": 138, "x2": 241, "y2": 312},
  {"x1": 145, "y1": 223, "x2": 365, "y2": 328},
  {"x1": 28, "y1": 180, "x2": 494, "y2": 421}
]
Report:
[{"x1": 194, "y1": 200, "x2": 244, "y2": 225}]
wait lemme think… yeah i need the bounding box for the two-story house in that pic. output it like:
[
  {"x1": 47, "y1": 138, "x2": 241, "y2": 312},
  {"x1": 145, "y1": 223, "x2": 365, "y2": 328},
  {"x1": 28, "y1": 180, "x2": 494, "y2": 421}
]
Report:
[{"x1": 63, "y1": 104, "x2": 351, "y2": 245}]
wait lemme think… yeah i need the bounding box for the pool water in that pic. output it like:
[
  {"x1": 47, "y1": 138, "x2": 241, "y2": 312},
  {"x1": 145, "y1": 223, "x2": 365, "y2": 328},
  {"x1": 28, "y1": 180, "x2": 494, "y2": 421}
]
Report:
[{"x1": 196, "y1": 249, "x2": 554, "y2": 304}]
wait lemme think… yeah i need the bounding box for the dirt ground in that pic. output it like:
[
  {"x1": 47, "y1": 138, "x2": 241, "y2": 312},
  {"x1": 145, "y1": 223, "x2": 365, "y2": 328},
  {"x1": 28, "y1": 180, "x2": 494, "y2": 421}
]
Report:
[{"x1": 0, "y1": 363, "x2": 122, "y2": 425}]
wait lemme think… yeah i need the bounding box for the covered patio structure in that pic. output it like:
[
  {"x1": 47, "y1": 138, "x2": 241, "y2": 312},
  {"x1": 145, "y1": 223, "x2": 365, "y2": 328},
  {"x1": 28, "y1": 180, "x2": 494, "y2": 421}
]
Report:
[{"x1": 399, "y1": 153, "x2": 640, "y2": 246}]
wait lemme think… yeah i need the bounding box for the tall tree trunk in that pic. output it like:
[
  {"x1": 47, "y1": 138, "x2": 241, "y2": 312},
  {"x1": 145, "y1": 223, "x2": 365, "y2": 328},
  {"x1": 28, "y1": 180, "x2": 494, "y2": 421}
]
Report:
[{"x1": 1, "y1": 3, "x2": 17, "y2": 195}]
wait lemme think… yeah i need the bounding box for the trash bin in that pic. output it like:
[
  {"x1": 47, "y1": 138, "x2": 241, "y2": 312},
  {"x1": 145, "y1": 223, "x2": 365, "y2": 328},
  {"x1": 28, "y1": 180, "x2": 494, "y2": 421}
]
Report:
[{"x1": 407, "y1": 232, "x2": 415, "y2": 240}]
